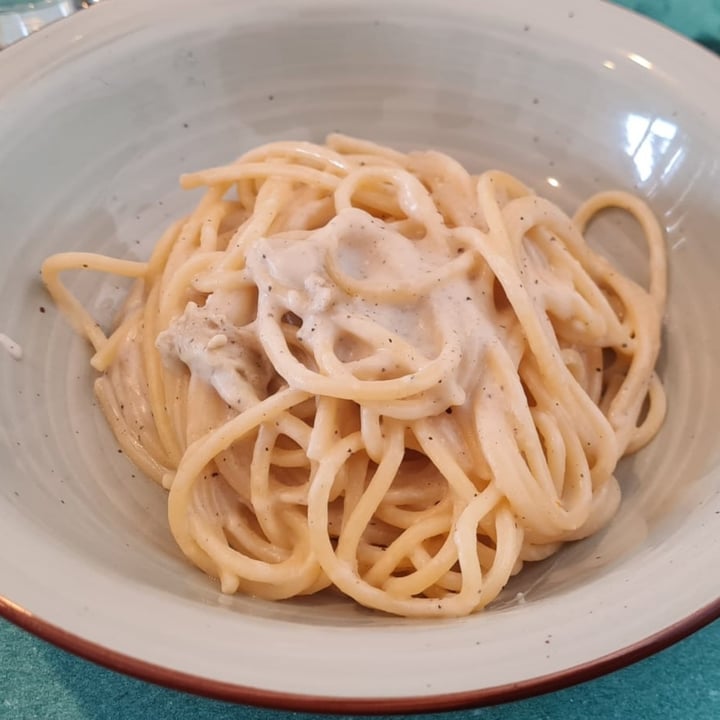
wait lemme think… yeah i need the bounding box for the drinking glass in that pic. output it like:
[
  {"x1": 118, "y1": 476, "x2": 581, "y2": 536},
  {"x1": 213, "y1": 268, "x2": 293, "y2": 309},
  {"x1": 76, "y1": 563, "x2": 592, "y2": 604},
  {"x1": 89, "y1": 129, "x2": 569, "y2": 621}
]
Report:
[{"x1": 0, "y1": 0, "x2": 77, "y2": 48}]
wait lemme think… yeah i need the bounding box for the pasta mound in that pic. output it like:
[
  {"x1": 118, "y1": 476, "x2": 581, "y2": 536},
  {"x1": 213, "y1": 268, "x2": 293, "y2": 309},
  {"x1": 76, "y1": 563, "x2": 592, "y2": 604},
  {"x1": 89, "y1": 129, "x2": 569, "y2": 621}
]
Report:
[{"x1": 42, "y1": 135, "x2": 666, "y2": 617}]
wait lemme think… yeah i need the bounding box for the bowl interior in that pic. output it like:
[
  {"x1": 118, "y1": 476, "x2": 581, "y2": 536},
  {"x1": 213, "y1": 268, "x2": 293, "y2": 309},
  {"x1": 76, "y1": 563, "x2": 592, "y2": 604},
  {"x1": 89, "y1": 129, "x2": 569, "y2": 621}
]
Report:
[{"x1": 1, "y1": 0, "x2": 719, "y2": 705}]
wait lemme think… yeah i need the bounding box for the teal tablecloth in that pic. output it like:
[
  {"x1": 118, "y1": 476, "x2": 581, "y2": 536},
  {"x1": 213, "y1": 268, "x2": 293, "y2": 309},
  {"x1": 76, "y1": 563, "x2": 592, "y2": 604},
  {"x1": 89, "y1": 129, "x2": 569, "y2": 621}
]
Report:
[{"x1": 1, "y1": 1, "x2": 719, "y2": 718}]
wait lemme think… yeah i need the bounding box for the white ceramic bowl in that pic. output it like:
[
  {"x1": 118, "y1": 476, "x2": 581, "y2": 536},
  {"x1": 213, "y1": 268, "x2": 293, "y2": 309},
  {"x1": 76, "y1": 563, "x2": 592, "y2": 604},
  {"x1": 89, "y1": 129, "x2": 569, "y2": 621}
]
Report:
[{"x1": 1, "y1": 0, "x2": 719, "y2": 711}]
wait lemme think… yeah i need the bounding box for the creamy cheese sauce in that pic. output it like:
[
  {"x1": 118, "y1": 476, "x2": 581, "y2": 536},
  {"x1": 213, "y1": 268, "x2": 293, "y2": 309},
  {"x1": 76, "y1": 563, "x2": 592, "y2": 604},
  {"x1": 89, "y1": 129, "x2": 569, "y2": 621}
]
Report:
[
  {"x1": 158, "y1": 207, "x2": 511, "y2": 416},
  {"x1": 250, "y1": 208, "x2": 506, "y2": 408}
]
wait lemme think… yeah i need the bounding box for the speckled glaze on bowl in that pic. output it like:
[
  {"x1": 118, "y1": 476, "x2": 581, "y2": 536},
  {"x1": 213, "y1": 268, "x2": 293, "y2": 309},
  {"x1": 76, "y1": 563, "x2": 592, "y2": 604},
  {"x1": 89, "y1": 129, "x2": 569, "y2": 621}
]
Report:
[{"x1": 1, "y1": 0, "x2": 719, "y2": 711}]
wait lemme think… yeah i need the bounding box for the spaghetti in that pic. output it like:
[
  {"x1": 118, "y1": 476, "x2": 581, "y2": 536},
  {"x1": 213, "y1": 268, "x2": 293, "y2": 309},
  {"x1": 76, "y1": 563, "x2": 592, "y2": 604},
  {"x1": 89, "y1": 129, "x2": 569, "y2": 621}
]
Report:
[{"x1": 42, "y1": 135, "x2": 666, "y2": 617}]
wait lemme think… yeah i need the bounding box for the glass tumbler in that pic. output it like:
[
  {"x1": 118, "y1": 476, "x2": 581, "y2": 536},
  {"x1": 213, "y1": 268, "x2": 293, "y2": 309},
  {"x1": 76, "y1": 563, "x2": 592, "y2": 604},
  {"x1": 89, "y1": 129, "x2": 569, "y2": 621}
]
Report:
[{"x1": 0, "y1": 0, "x2": 77, "y2": 49}]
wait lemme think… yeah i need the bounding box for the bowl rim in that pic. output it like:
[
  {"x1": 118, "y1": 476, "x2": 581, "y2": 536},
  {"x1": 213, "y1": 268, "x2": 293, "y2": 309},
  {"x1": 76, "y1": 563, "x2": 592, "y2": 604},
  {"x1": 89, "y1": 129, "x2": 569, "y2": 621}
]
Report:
[
  {"x1": 2, "y1": 0, "x2": 720, "y2": 712},
  {"x1": 2, "y1": 594, "x2": 719, "y2": 712}
]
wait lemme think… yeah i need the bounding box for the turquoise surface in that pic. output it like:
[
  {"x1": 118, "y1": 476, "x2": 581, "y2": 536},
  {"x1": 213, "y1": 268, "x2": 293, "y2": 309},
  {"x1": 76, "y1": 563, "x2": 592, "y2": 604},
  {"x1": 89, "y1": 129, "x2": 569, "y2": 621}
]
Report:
[{"x1": 1, "y1": 1, "x2": 719, "y2": 718}]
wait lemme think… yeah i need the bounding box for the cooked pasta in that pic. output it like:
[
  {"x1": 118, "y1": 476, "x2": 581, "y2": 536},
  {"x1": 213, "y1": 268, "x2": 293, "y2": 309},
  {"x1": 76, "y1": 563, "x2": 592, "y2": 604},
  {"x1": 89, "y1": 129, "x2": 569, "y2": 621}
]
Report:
[{"x1": 41, "y1": 135, "x2": 666, "y2": 617}]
